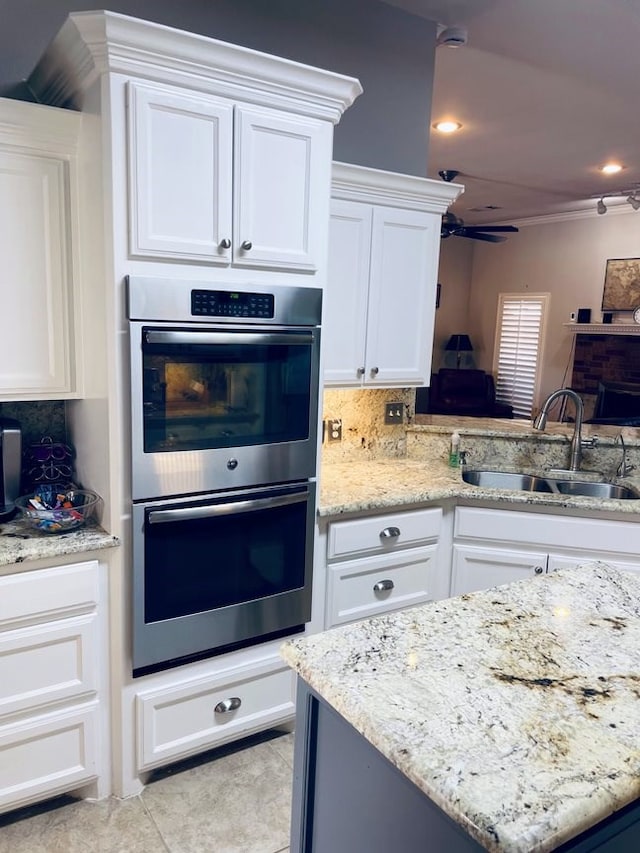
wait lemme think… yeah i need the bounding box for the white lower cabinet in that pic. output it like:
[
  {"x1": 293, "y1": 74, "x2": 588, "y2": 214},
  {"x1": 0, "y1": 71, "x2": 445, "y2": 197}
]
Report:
[
  {"x1": 325, "y1": 507, "x2": 442, "y2": 628},
  {"x1": 0, "y1": 560, "x2": 101, "y2": 814},
  {"x1": 451, "y1": 506, "x2": 640, "y2": 596},
  {"x1": 136, "y1": 657, "x2": 295, "y2": 771}
]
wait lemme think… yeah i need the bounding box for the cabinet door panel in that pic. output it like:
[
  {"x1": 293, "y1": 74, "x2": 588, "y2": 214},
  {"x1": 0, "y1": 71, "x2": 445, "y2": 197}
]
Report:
[
  {"x1": 366, "y1": 207, "x2": 439, "y2": 386},
  {"x1": 0, "y1": 703, "x2": 98, "y2": 813},
  {"x1": 451, "y1": 545, "x2": 547, "y2": 596},
  {"x1": 128, "y1": 81, "x2": 233, "y2": 262},
  {"x1": 0, "y1": 151, "x2": 71, "y2": 396},
  {"x1": 234, "y1": 105, "x2": 329, "y2": 271},
  {"x1": 324, "y1": 200, "x2": 372, "y2": 385}
]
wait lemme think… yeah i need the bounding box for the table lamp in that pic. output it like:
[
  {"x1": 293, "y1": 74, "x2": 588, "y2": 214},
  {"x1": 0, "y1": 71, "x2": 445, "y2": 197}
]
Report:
[{"x1": 445, "y1": 334, "x2": 473, "y2": 369}]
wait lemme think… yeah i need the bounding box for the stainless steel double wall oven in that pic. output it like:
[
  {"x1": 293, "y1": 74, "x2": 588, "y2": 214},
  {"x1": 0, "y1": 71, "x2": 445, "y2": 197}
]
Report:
[{"x1": 127, "y1": 277, "x2": 321, "y2": 675}]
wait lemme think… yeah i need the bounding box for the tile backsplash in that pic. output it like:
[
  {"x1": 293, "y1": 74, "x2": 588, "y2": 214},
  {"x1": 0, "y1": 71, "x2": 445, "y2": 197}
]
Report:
[{"x1": 322, "y1": 388, "x2": 415, "y2": 462}]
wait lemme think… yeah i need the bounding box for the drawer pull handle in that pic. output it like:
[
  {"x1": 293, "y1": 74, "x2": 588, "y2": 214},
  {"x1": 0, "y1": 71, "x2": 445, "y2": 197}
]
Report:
[
  {"x1": 534, "y1": 566, "x2": 545, "y2": 575},
  {"x1": 214, "y1": 697, "x2": 242, "y2": 714},
  {"x1": 373, "y1": 579, "x2": 394, "y2": 593},
  {"x1": 380, "y1": 526, "x2": 401, "y2": 539}
]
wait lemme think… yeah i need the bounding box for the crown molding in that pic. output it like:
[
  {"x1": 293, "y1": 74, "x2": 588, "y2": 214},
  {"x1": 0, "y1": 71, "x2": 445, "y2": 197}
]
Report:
[
  {"x1": 332, "y1": 161, "x2": 463, "y2": 213},
  {"x1": 0, "y1": 96, "x2": 80, "y2": 153},
  {"x1": 506, "y1": 201, "x2": 637, "y2": 229},
  {"x1": 27, "y1": 11, "x2": 363, "y2": 124}
]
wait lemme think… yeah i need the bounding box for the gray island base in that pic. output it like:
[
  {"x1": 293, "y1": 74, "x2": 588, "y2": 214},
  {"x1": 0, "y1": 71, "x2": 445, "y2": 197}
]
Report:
[{"x1": 281, "y1": 564, "x2": 640, "y2": 852}]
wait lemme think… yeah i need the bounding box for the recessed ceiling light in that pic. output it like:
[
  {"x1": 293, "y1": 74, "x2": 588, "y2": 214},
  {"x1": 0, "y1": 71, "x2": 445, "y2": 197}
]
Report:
[
  {"x1": 600, "y1": 163, "x2": 624, "y2": 175},
  {"x1": 433, "y1": 120, "x2": 462, "y2": 134}
]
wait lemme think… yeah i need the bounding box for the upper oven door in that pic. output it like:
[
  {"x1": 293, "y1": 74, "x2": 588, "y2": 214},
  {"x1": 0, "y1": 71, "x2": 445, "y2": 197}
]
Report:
[{"x1": 130, "y1": 321, "x2": 321, "y2": 499}]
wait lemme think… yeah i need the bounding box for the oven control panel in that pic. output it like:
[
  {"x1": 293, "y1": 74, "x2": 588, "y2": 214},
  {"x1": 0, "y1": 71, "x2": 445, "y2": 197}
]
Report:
[{"x1": 191, "y1": 289, "x2": 275, "y2": 319}]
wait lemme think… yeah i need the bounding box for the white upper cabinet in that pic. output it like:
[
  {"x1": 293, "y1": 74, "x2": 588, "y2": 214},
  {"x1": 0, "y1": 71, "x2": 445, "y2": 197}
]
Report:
[
  {"x1": 324, "y1": 163, "x2": 462, "y2": 387},
  {"x1": 128, "y1": 82, "x2": 331, "y2": 271},
  {"x1": 0, "y1": 99, "x2": 82, "y2": 400}
]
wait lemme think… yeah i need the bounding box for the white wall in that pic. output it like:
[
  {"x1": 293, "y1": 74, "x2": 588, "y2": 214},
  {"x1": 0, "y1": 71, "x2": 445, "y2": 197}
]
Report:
[
  {"x1": 435, "y1": 208, "x2": 640, "y2": 405},
  {"x1": 432, "y1": 237, "x2": 474, "y2": 371}
]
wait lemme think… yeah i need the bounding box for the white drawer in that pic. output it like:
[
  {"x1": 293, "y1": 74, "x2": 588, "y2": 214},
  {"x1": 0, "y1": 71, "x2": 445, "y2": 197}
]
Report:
[
  {"x1": 136, "y1": 658, "x2": 295, "y2": 770},
  {"x1": 327, "y1": 507, "x2": 441, "y2": 561},
  {"x1": 0, "y1": 614, "x2": 98, "y2": 719},
  {"x1": 0, "y1": 701, "x2": 98, "y2": 814},
  {"x1": 326, "y1": 545, "x2": 435, "y2": 628},
  {"x1": 0, "y1": 560, "x2": 98, "y2": 630},
  {"x1": 454, "y1": 506, "x2": 640, "y2": 554}
]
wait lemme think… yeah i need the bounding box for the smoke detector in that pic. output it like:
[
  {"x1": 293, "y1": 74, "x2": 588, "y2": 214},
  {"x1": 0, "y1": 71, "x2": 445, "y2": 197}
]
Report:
[{"x1": 436, "y1": 25, "x2": 468, "y2": 48}]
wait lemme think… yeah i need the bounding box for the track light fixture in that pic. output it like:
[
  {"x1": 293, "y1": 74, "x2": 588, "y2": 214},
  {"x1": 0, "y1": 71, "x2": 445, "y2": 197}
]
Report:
[{"x1": 593, "y1": 188, "x2": 640, "y2": 214}]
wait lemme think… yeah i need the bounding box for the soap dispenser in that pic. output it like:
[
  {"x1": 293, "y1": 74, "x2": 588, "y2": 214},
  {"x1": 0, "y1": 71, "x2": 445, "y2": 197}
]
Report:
[{"x1": 449, "y1": 431, "x2": 460, "y2": 468}]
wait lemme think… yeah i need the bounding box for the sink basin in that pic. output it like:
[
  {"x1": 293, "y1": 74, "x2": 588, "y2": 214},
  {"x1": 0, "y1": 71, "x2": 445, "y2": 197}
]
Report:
[
  {"x1": 462, "y1": 470, "x2": 553, "y2": 492},
  {"x1": 462, "y1": 470, "x2": 639, "y2": 500},
  {"x1": 549, "y1": 480, "x2": 639, "y2": 500}
]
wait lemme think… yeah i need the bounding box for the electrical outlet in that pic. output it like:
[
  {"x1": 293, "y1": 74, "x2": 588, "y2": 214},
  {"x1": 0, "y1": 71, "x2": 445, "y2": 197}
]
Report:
[
  {"x1": 384, "y1": 402, "x2": 404, "y2": 425},
  {"x1": 328, "y1": 418, "x2": 342, "y2": 442}
]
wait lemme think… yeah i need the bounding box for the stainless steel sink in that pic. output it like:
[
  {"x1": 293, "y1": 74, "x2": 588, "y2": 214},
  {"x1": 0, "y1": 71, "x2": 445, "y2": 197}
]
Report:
[
  {"x1": 462, "y1": 469, "x2": 639, "y2": 500},
  {"x1": 462, "y1": 470, "x2": 553, "y2": 492},
  {"x1": 548, "y1": 480, "x2": 639, "y2": 500}
]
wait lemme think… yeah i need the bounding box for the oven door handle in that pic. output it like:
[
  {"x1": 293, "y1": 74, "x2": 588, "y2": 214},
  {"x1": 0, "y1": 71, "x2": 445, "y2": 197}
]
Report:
[
  {"x1": 144, "y1": 330, "x2": 314, "y2": 347},
  {"x1": 147, "y1": 491, "x2": 309, "y2": 524}
]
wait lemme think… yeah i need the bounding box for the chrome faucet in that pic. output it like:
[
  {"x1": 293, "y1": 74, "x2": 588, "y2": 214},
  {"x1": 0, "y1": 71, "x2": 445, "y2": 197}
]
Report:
[
  {"x1": 616, "y1": 433, "x2": 636, "y2": 478},
  {"x1": 533, "y1": 388, "x2": 585, "y2": 471}
]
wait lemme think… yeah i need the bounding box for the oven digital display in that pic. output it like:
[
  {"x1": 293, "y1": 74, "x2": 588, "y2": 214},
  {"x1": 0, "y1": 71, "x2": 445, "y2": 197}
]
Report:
[{"x1": 191, "y1": 289, "x2": 275, "y2": 319}]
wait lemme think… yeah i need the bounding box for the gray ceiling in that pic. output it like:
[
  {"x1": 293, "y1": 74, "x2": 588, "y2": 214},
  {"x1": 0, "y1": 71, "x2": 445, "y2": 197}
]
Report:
[{"x1": 385, "y1": 0, "x2": 640, "y2": 223}]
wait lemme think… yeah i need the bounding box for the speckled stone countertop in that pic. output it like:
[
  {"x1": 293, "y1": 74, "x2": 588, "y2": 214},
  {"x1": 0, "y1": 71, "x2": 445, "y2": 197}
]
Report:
[
  {"x1": 0, "y1": 515, "x2": 119, "y2": 568},
  {"x1": 319, "y1": 457, "x2": 640, "y2": 518},
  {"x1": 281, "y1": 562, "x2": 640, "y2": 852}
]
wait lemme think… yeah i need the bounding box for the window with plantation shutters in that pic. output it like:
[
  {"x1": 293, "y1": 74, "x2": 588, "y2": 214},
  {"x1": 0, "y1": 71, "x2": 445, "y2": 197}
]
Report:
[{"x1": 492, "y1": 293, "x2": 549, "y2": 418}]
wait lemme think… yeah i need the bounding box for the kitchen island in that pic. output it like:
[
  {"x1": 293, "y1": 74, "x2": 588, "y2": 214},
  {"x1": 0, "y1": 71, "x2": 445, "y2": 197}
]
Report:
[{"x1": 281, "y1": 563, "x2": 640, "y2": 852}]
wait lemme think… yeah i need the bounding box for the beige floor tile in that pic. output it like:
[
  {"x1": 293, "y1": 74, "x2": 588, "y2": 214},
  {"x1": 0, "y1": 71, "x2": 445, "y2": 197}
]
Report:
[
  {"x1": 267, "y1": 732, "x2": 294, "y2": 769},
  {"x1": 0, "y1": 795, "x2": 166, "y2": 853},
  {"x1": 142, "y1": 735, "x2": 293, "y2": 853}
]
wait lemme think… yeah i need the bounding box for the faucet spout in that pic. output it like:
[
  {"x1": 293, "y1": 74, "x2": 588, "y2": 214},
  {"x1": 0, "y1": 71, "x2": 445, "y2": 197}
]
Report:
[{"x1": 533, "y1": 388, "x2": 585, "y2": 471}]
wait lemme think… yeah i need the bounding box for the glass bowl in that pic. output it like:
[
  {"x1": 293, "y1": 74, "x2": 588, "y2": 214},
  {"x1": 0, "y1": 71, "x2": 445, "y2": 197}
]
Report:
[{"x1": 15, "y1": 486, "x2": 101, "y2": 534}]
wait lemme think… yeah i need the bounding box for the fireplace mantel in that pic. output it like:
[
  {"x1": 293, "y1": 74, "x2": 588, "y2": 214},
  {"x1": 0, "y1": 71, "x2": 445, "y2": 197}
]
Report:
[{"x1": 564, "y1": 323, "x2": 640, "y2": 335}]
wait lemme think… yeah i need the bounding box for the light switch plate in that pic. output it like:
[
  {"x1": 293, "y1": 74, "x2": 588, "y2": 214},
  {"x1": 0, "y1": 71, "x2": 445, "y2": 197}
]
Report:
[{"x1": 384, "y1": 402, "x2": 404, "y2": 424}]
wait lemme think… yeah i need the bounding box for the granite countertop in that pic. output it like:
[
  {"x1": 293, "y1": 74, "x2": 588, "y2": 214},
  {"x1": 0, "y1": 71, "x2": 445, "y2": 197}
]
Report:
[
  {"x1": 0, "y1": 515, "x2": 119, "y2": 568},
  {"x1": 281, "y1": 562, "x2": 640, "y2": 852},
  {"x1": 319, "y1": 458, "x2": 640, "y2": 518}
]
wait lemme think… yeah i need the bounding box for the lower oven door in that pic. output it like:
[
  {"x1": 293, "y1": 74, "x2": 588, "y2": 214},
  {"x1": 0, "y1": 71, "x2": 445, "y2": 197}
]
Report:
[{"x1": 132, "y1": 481, "x2": 315, "y2": 674}]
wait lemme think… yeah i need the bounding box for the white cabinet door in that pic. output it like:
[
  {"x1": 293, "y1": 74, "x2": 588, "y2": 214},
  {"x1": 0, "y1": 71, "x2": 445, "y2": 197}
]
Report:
[
  {"x1": 365, "y1": 207, "x2": 438, "y2": 386},
  {"x1": 0, "y1": 149, "x2": 75, "y2": 398},
  {"x1": 233, "y1": 105, "x2": 328, "y2": 271},
  {"x1": 128, "y1": 82, "x2": 329, "y2": 271},
  {"x1": 451, "y1": 544, "x2": 547, "y2": 596},
  {"x1": 324, "y1": 191, "x2": 441, "y2": 388},
  {"x1": 324, "y1": 200, "x2": 372, "y2": 384},
  {"x1": 128, "y1": 81, "x2": 233, "y2": 263}
]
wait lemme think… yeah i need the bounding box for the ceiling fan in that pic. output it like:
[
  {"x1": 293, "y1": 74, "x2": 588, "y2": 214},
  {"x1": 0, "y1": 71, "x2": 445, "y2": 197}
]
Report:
[{"x1": 438, "y1": 170, "x2": 519, "y2": 243}]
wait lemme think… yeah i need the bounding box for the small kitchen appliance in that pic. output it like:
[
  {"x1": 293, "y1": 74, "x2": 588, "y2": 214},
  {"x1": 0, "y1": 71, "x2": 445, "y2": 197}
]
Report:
[{"x1": 0, "y1": 418, "x2": 22, "y2": 520}]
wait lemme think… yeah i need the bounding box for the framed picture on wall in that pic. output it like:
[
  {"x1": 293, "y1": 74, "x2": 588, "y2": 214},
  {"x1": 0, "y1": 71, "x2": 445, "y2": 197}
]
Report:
[{"x1": 602, "y1": 258, "x2": 640, "y2": 310}]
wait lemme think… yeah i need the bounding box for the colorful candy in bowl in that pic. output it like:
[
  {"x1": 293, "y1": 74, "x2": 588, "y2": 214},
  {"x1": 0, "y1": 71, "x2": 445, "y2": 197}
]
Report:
[{"x1": 15, "y1": 485, "x2": 100, "y2": 534}]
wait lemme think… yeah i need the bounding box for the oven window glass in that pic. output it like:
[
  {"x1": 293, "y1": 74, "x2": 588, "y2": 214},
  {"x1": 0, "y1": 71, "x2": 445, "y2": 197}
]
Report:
[
  {"x1": 142, "y1": 330, "x2": 313, "y2": 452},
  {"x1": 144, "y1": 493, "x2": 308, "y2": 623}
]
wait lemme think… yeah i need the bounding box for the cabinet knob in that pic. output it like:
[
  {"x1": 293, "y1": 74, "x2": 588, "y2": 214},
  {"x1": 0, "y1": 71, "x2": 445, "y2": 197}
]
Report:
[
  {"x1": 214, "y1": 696, "x2": 242, "y2": 714},
  {"x1": 373, "y1": 579, "x2": 395, "y2": 593},
  {"x1": 380, "y1": 526, "x2": 401, "y2": 539},
  {"x1": 357, "y1": 366, "x2": 365, "y2": 376},
  {"x1": 534, "y1": 566, "x2": 544, "y2": 575},
  {"x1": 241, "y1": 240, "x2": 253, "y2": 251},
  {"x1": 219, "y1": 238, "x2": 231, "y2": 249},
  {"x1": 371, "y1": 366, "x2": 379, "y2": 375}
]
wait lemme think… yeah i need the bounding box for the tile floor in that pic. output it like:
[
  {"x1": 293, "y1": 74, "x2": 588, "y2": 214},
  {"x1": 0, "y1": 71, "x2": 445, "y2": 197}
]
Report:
[{"x1": 0, "y1": 729, "x2": 294, "y2": 853}]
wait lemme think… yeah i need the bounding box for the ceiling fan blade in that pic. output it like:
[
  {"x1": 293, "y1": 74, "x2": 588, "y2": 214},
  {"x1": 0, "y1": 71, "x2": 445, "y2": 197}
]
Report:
[
  {"x1": 462, "y1": 225, "x2": 519, "y2": 233},
  {"x1": 457, "y1": 230, "x2": 507, "y2": 243}
]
